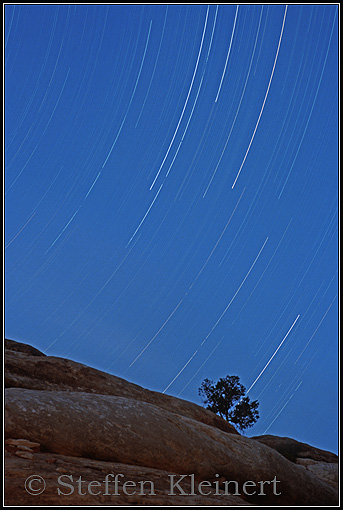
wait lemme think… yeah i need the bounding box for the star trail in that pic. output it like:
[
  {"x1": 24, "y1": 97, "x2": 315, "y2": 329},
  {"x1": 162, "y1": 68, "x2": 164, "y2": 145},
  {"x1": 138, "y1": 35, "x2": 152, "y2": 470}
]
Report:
[{"x1": 4, "y1": 4, "x2": 338, "y2": 454}]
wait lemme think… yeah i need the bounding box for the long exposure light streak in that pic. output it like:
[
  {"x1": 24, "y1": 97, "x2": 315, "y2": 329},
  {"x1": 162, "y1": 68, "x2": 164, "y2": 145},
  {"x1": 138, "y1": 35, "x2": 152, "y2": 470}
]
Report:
[
  {"x1": 231, "y1": 5, "x2": 288, "y2": 189},
  {"x1": 149, "y1": 6, "x2": 210, "y2": 190},
  {"x1": 246, "y1": 314, "x2": 301, "y2": 395},
  {"x1": 5, "y1": 4, "x2": 338, "y2": 453}
]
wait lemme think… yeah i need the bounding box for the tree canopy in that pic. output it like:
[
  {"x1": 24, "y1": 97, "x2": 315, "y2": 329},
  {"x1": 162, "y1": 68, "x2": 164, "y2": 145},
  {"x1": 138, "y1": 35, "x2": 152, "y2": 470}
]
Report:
[{"x1": 198, "y1": 375, "x2": 259, "y2": 432}]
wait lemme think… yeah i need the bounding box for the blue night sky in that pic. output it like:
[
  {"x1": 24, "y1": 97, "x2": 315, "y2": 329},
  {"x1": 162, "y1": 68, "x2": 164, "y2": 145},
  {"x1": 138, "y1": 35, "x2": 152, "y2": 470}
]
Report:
[{"x1": 5, "y1": 4, "x2": 338, "y2": 454}]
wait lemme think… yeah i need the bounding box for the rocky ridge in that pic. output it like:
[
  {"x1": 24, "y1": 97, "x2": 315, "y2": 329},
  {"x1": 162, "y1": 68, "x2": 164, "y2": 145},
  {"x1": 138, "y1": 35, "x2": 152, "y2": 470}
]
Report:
[{"x1": 4, "y1": 338, "x2": 339, "y2": 506}]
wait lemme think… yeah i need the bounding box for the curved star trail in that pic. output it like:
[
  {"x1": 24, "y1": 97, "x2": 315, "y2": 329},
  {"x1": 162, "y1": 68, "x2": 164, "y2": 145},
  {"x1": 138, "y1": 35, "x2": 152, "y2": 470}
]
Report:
[{"x1": 5, "y1": 4, "x2": 338, "y2": 454}]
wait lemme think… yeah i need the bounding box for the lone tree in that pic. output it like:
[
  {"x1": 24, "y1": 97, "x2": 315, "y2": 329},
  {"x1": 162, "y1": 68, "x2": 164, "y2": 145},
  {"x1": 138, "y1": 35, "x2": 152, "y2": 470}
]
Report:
[{"x1": 199, "y1": 375, "x2": 259, "y2": 432}]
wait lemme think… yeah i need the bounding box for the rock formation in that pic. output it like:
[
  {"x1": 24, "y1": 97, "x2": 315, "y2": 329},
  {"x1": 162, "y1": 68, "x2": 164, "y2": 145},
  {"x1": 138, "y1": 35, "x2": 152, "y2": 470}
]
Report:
[
  {"x1": 4, "y1": 338, "x2": 338, "y2": 506},
  {"x1": 253, "y1": 435, "x2": 339, "y2": 491}
]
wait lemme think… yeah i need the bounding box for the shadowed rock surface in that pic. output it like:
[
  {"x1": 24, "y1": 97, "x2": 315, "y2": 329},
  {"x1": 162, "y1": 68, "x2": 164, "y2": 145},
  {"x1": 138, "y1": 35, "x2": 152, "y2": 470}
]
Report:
[
  {"x1": 4, "y1": 338, "x2": 339, "y2": 506},
  {"x1": 5, "y1": 338, "x2": 46, "y2": 357},
  {"x1": 252, "y1": 435, "x2": 339, "y2": 491},
  {"x1": 5, "y1": 451, "x2": 251, "y2": 506},
  {"x1": 252, "y1": 435, "x2": 338, "y2": 464}
]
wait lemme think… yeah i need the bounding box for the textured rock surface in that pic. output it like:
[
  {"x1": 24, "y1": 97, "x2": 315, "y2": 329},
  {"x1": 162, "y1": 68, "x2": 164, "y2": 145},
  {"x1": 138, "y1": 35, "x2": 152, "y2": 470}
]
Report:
[
  {"x1": 5, "y1": 338, "x2": 45, "y2": 357},
  {"x1": 253, "y1": 435, "x2": 338, "y2": 464},
  {"x1": 5, "y1": 451, "x2": 250, "y2": 506},
  {"x1": 252, "y1": 435, "x2": 339, "y2": 492},
  {"x1": 306, "y1": 463, "x2": 338, "y2": 490},
  {"x1": 4, "y1": 339, "x2": 339, "y2": 506},
  {"x1": 5, "y1": 388, "x2": 338, "y2": 505},
  {"x1": 294, "y1": 458, "x2": 339, "y2": 490},
  {"x1": 5, "y1": 338, "x2": 237, "y2": 435}
]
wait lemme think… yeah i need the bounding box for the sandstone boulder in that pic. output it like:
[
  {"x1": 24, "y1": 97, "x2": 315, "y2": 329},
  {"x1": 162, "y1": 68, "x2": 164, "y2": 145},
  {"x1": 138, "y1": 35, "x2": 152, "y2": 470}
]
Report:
[
  {"x1": 5, "y1": 451, "x2": 250, "y2": 505},
  {"x1": 306, "y1": 463, "x2": 338, "y2": 490},
  {"x1": 5, "y1": 339, "x2": 338, "y2": 506},
  {"x1": 5, "y1": 338, "x2": 45, "y2": 357},
  {"x1": 5, "y1": 338, "x2": 237, "y2": 435},
  {"x1": 252, "y1": 435, "x2": 338, "y2": 464},
  {"x1": 5, "y1": 387, "x2": 338, "y2": 506}
]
